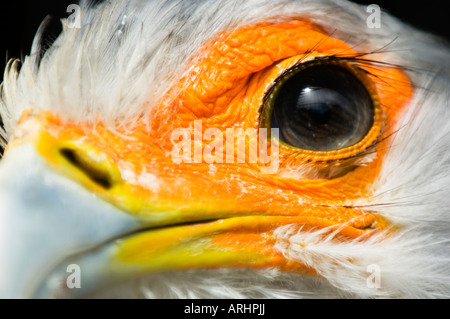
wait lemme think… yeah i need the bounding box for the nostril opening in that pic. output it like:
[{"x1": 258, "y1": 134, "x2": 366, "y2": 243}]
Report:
[{"x1": 60, "y1": 148, "x2": 113, "y2": 189}]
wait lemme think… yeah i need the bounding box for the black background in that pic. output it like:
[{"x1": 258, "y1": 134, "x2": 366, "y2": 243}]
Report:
[{"x1": 1, "y1": 0, "x2": 449, "y2": 83}]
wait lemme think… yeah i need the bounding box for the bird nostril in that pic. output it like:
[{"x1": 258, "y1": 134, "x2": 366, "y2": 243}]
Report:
[{"x1": 59, "y1": 148, "x2": 113, "y2": 189}]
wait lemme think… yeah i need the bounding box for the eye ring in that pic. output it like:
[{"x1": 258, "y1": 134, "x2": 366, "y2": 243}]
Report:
[{"x1": 260, "y1": 56, "x2": 383, "y2": 162}]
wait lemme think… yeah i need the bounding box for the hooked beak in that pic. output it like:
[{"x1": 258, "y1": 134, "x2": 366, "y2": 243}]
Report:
[{"x1": 0, "y1": 114, "x2": 383, "y2": 298}]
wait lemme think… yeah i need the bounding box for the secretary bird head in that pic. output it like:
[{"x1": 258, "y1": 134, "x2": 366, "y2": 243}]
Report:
[{"x1": 0, "y1": 0, "x2": 449, "y2": 298}]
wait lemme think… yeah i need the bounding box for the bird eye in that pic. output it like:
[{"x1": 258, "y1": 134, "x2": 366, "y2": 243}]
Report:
[{"x1": 264, "y1": 60, "x2": 376, "y2": 152}]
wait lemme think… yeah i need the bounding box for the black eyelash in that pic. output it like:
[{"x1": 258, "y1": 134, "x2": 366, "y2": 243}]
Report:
[
  {"x1": 258, "y1": 54, "x2": 400, "y2": 163},
  {"x1": 258, "y1": 54, "x2": 373, "y2": 121},
  {"x1": 256, "y1": 34, "x2": 427, "y2": 165},
  {"x1": 257, "y1": 29, "x2": 429, "y2": 160}
]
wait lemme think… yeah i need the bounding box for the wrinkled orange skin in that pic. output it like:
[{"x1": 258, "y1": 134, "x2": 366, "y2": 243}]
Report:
[{"x1": 15, "y1": 20, "x2": 413, "y2": 272}]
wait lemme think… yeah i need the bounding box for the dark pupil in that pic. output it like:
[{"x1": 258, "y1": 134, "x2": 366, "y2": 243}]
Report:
[{"x1": 271, "y1": 64, "x2": 374, "y2": 151}]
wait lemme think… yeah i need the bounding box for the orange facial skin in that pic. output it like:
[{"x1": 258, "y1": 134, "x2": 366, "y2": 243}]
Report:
[{"x1": 10, "y1": 19, "x2": 412, "y2": 273}]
